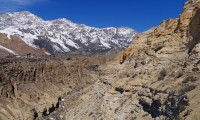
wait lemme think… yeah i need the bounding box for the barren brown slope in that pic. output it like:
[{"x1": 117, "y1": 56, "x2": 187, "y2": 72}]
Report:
[{"x1": 0, "y1": 33, "x2": 45, "y2": 56}]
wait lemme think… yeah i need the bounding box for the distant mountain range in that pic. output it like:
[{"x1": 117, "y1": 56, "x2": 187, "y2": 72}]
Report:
[{"x1": 0, "y1": 11, "x2": 137, "y2": 55}]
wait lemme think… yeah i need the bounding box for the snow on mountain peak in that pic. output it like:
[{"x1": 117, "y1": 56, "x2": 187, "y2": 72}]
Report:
[{"x1": 0, "y1": 11, "x2": 137, "y2": 54}]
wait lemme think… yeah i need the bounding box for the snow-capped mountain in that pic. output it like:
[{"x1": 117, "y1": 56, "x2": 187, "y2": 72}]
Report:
[{"x1": 0, "y1": 11, "x2": 137, "y2": 54}]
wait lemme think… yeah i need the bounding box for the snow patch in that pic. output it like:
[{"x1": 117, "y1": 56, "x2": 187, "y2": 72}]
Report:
[
  {"x1": 45, "y1": 52, "x2": 51, "y2": 55},
  {"x1": 0, "y1": 45, "x2": 17, "y2": 55},
  {"x1": 100, "y1": 41, "x2": 111, "y2": 49},
  {"x1": 7, "y1": 34, "x2": 11, "y2": 40},
  {"x1": 50, "y1": 38, "x2": 70, "y2": 52}
]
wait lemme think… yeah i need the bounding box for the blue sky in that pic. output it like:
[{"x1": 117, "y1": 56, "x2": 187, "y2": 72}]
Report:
[{"x1": 0, "y1": 0, "x2": 187, "y2": 32}]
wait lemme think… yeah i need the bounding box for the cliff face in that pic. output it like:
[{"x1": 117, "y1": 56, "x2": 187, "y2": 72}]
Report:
[
  {"x1": 118, "y1": 0, "x2": 200, "y2": 62},
  {"x1": 0, "y1": 57, "x2": 100, "y2": 120},
  {"x1": 108, "y1": 0, "x2": 200, "y2": 119}
]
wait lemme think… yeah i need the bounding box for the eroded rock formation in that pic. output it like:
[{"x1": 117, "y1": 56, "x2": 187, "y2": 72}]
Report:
[{"x1": 0, "y1": 57, "x2": 100, "y2": 120}]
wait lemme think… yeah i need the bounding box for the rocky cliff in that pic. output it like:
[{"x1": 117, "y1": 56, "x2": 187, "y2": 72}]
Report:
[
  {"x1": 108, "y1": 0, "x2": 200, "y2": 119},
  {"x1": 0, "y1": 57, "x2": 102, "y2": 120}
]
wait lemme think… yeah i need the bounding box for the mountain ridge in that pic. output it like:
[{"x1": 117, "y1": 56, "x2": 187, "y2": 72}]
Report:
[{"x1": 0, "y1": 11, "x2": 137, "y2": 55}]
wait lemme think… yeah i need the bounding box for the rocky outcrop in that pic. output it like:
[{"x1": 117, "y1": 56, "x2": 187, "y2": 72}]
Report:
[
  {"x1": 104, "y1": 0, "x2": 200, "y2": 119},
  {"x1": 0, "y1": 57, "x2": 100, "y2": 120}
]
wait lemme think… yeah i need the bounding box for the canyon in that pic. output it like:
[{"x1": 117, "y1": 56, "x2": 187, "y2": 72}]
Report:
[{"x1": 1, "y1": 0, "x2": 200, "y2": 120}]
